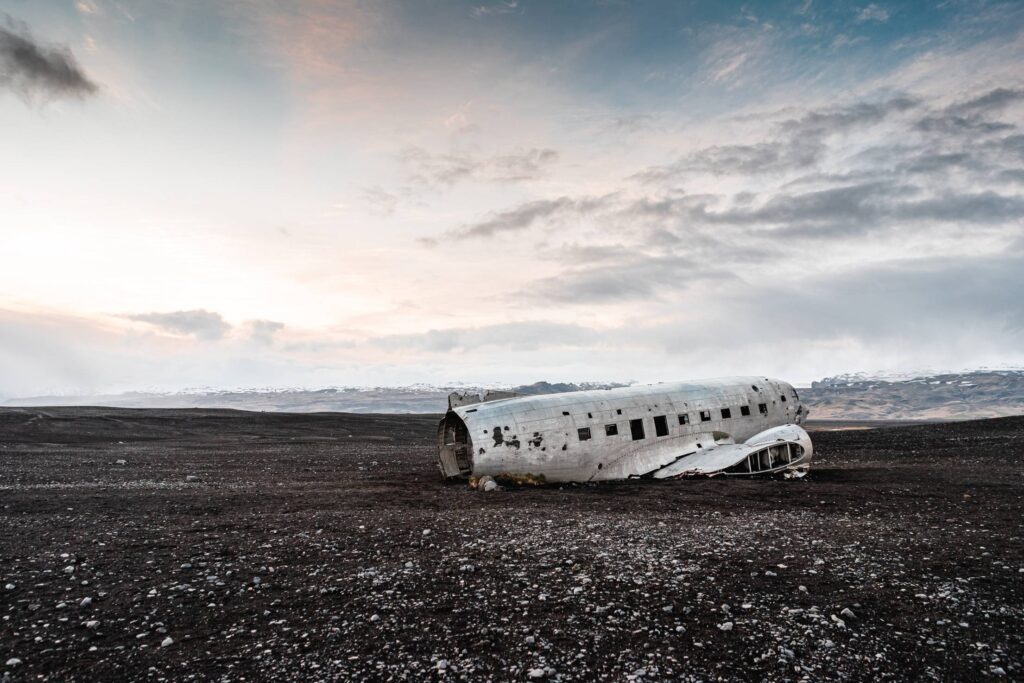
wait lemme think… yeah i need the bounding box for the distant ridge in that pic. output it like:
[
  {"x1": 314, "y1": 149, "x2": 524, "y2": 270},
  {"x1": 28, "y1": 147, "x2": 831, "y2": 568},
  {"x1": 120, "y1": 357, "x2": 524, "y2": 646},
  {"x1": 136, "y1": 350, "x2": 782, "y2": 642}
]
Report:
[
  {"x1": 800, "y1": 370, "x2": 1024, "y2": 420},
  {"x1": 1, "y1": 382, "x2": 629, "y2": 414},
  {"x1": 5, "y1": 371, "x2": 1023, "y2": 419}
]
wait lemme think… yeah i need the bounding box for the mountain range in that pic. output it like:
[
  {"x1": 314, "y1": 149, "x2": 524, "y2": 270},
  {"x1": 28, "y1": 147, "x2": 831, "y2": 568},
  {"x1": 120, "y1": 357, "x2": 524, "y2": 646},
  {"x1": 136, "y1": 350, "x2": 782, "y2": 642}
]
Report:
[{"x1": 4, "y1": 372, "x2": 1023, "y2": 420}]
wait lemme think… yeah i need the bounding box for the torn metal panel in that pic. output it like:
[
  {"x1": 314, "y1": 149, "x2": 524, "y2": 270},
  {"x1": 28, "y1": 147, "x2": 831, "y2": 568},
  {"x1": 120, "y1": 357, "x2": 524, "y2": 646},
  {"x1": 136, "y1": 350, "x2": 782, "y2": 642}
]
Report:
[{"x1": 436, "y1": 376, "x2": 813, "y2": 483}]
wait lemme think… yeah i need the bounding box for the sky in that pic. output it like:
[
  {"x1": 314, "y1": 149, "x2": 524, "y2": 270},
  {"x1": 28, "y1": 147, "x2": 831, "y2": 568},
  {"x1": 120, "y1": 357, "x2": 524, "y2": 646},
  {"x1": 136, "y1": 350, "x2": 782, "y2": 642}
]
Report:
[{"x1": 1, "y1": 0, "x2": 1023, "y2": 397}]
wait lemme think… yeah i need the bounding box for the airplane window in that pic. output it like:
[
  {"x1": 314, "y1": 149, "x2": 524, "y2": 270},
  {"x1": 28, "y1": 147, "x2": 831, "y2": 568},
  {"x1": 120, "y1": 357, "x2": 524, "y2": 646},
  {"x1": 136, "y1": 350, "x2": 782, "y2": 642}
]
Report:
[
  {"x1": 616, "y1": 408, "x2": 622, "y2": 415},
  {"x1": 678, "y1": 413, "x2": 689, "y2": 425},
  {"x1": 751, "y1": 385, "x2": 759, "y2": 391},
  {"x1": 562, "y1": 411, "x2": 570, "y2": 416},
  {"x1": 781, "y1": 395, "x2": 787, "y2": 402},
  {"x1": 654, "y1": 415, "x2": 668, "y2": 437},
  {"x1": 700, "y1": 410, "x2": 712, "y2": 422},
  {"x1": 721, "y1": 408, "x2": 732, "y2": 419},
  {"x1": 758, "y1": 403, "x2": 768, "y2": 415},
  {"x1": 740, "y1": 405, "x2": 751, "y2": 416},
  {"x1": 630, "y1": 418, "x2": 645, "y2": 440},
  {"x1": 578, "y1": 427, "x2": 591, "y2": 441},
  {"x1": 605, "y1": 424, "x2": 618, "y2": 436}
]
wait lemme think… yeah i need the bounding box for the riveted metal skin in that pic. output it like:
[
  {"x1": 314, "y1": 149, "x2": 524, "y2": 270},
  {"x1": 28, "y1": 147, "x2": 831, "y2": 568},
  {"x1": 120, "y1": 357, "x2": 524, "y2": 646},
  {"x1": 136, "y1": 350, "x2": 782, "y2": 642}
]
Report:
[{"x1": 437, "y1": 376, "x2": 812, "y2": 483}]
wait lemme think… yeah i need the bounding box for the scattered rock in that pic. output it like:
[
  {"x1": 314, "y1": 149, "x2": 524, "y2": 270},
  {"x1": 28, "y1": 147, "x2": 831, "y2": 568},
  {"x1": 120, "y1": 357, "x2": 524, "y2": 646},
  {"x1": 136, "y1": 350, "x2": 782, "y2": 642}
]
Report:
[{"x1": 161, "y1": 637, "x2": 173, "y2": 648}]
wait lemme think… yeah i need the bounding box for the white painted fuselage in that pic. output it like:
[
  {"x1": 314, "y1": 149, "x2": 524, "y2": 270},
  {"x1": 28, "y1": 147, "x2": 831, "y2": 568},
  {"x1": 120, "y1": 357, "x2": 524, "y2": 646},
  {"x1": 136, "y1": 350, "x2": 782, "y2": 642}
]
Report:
[{"x1": 437, "y1": 377, "x2": 812, "y2": 483}]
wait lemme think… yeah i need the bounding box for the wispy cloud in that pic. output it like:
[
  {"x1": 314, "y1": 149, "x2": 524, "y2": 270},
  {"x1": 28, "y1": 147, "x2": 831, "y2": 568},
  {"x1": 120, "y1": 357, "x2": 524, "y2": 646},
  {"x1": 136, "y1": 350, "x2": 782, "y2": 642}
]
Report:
[
  {"x1": 855, "y1": 4, "x2": 890, "y2": 23},
  {"x1": 0, "y1": 15, "x2": 98, "y2": 101},
  {"x1": 401, "y1": 146, "x2": 559, "y2": 187}
]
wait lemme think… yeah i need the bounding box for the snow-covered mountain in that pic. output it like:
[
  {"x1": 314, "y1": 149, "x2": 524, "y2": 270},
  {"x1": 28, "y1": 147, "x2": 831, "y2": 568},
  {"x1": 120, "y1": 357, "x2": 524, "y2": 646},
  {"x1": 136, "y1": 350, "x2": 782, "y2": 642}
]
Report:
[
  {"x1": 800, "y1": 370, "x2": 1024, "y2": 420},
  {"x1": 5, "y1": 371, "x2": 1023, "y2": 420}
]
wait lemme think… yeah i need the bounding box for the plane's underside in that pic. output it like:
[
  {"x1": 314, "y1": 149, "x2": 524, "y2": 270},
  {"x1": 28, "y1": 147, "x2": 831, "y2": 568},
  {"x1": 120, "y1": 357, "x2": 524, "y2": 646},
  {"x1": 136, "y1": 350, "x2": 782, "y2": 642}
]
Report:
[{"x1": 437, "y1": 377, "x2": 812, "y2": 484}]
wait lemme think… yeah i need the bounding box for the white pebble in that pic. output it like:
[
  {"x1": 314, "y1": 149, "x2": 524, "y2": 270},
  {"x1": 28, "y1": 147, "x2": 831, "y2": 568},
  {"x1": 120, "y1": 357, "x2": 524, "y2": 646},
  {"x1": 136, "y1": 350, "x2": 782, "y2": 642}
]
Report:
[
  {"x1": 80, "y1": 597, "x2": 93, "y2": 608},
  {"x1": 422, "y1": 529, "x2": 431, "y2": 536},
  {"x1": 5, "y1": 658, "x2": 22, "y2": 667},
  {"x1": 528, "y1": 668, "x2": 546, "y2": 679},
  {"x1": 161, "y1": 636, "x2": 174, "y2": 647},
  {"x1": 85, "y1": 620, "x2": 100, "y2": 629},
  {"x1": 718, "y1": 622, "x2": 734, "y2": 631},
  {"x1": 4, "y1": 583, "x2": 14, "y2": 590}
]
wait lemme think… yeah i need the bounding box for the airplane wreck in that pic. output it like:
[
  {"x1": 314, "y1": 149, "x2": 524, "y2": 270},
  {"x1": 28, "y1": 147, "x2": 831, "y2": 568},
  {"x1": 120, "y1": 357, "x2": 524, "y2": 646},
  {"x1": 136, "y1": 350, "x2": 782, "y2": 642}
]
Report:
[{"x1": 437, "y1": 377, "x2": 812, "y2": 484}]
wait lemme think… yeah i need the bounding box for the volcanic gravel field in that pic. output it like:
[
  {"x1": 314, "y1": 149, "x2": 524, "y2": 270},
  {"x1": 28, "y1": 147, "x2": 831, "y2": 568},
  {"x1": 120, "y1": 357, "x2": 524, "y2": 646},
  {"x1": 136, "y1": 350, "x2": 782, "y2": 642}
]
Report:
[{"x1": 0, "y1": 408, "x2": 1022, "y2": 681}]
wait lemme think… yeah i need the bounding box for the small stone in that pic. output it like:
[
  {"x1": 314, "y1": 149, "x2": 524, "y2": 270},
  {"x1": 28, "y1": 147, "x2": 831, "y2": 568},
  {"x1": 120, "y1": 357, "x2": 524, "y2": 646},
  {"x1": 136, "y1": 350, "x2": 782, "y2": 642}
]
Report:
[
  {"x1": 85, "y1": 620, "x2": 100, "y2": 629},
  {"x1": 718, "y1": 622, "x2": 734, "y2": 632},
  {"x1": 840, "y1": 607, "x2": 856, "y2": 620},
  {"x1": 180, "y1": 563, "x2": 192, "y2": 570},
  {"x1": 528, "y1": 668, "x2": 546, "y2": 679},
  {"x1": 63, "y1": 565, "x2": 75, "y2": 574},
  {"x1": 436, "y1": 659, "x2": 448, "y2": 671},
  {"x1": 4, "y1": 583, "x2": 14, "y2": 590},
  {"x1": 6, "y1": 658, "x2": 22, "y2": 667},
  {"x1": 116, "y1": 459, "x2": 127, "y2": 465},
  {"x1": 992, "y1": 666, "x2": 1006, "y2": 676},
  {"x1": 185, "y1": 475, "x2": 199, "y2": 482},
  {"x1": 798, "y1": 585, "x2": 808, "y2": 593},
  {"x1": 482, "y1": 479, "x2": 498, "y2": 492},
  {"x1": 370, "y1": 614, "x2": 381, "y2": 623},
  {"x1": 831, "y1": 614, "x2": 846, "y2": 628},
  {"x1": 161, "y1": 636, "x2": 173, "y2": 647},
  {"x1": 422, "y1": 529, "x2": 431, "y2": 536},
  {"x1": 525, "y1": 635, "x2": 535, "y2": 645},
  {"x1": 80, "y1": 597, "x2": 93, "y2": 608}
]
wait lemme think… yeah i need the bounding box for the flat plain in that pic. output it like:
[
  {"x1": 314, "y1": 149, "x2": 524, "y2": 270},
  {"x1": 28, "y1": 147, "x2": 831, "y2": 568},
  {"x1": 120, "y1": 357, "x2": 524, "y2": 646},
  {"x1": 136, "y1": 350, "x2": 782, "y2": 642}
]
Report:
[{"x1": 0, "y1": 408, "x2": 1021, "y2": 681}]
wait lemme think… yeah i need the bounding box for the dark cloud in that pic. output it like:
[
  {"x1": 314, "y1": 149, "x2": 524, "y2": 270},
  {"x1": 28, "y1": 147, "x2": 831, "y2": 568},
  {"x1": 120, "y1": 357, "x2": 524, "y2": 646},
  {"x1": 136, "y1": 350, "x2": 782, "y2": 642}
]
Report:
[
  {"x1": 685, "y1": 182, "x2": 1024, "y2": 239},
  {"x1": 949, "y1": 88, "x2": 1024, "y2": 116},
  {"x1": 914, "y1": 87, "x2": 1024, "y2": 137},
  {"x1": 125, "y1": 310, "x2": 231, "y2": 340},
  {"x1": 402, "y1": 146, "x2": 558, "y2": 187},
  {"x1": 778, "y1": 97, "x2": 918, "y2": 137},
  {"x1": 636, "y1": 139, "x2": 825, "y2": 180},
  {"x1": 0, "y1": 16, "x2": 97, "y2": 100},
  {"x1": 435, "y1": 194, "x2": 613, "y2": 242},
  {"x1": 637, "y1": 97, "x2": 916, "y2": 181}
]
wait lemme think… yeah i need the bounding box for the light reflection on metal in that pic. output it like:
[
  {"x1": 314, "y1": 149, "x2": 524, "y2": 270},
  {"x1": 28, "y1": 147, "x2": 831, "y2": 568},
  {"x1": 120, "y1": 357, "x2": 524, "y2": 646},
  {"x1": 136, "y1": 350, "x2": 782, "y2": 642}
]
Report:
[{"x1": 437, "y1": 377, "x2": 812, "y2": 484}]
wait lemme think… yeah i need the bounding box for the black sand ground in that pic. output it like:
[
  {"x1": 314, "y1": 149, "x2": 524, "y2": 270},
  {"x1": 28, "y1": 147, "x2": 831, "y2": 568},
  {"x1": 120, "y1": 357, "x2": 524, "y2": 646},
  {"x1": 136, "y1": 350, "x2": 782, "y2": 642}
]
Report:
[{"x1": 0, "y1": 408, "x2": 1021, "y2": 681}]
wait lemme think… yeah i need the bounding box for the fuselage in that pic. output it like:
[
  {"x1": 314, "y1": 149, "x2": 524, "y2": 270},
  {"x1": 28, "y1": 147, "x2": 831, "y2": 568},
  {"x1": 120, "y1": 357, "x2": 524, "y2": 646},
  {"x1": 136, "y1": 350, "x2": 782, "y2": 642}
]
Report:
[{"x1": 437, "y1": 376, "x2": 810, "y2": 483}]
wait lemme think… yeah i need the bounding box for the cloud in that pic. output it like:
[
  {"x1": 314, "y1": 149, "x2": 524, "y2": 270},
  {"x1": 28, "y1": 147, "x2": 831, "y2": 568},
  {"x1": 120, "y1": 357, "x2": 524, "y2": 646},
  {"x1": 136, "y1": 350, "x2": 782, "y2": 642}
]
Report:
[
  {"x1": 471, "y1": 1, "x2": 520, "y2": 18},
  {"x1": 0, "y1": 15, "x2": 98, "y2": 101},
  {"x1": 855, "y1": 4, "x2": 890, "y2": 23},
  {"x1": 914, "y1": 87, "x2": 1023, "y2": 137},
  {"x1": 248, "y1": 319, "x2": 284, "y2": 345},
  {"x1": 401, "y1": 146, "x2": 559, "y2": 187},
  {"x1": 637, "y1": 97, "x2": 917, "y2": 181},
  {"x1": 124, "y1": 310, "x2": 231, "y2": 340},
  {"x1": 372, "y1": 320, "x2": 594, "y2": 353},
  {"x1": 430, "y1": 194, "x2": 613, "y2": 243}
]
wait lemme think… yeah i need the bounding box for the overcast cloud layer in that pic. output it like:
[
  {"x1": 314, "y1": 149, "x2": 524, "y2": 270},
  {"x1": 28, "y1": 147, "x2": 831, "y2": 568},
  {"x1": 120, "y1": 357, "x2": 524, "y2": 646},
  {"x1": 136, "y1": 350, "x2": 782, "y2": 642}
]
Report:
[{"x1": 1, "y1": 0, "x2": 1023, "y2": 397}]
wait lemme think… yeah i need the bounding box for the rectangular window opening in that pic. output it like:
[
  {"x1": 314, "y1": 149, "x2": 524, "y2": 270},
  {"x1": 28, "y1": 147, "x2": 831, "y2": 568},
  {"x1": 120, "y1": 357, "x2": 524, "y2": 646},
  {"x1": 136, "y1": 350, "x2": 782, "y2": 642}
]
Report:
[
  {"x1": 758, "y1": 403, "x2": 768, "y2": 415},
  {"x1": 577, "y1": 427, "x2": 591, "y2": 441},
  {"x1": 740, "y1": 405, "x2": 751, "y2": 417},
  {"x1": 678, "y1": 413, "x2": 689, "y2": 425},
  {"x1": 699, "y1": 410, "x2": 712, "y2": 422},
  {"x1": 605, "y1": 424, "x2": 618, "y2": 436},
  {"x1": 653, "y1": 415, "x2": 668, "y2": 437},
  {"x1": 629, "y1": 418, "x2": 645, "y2": 441},
  {"x1": 781, "y1": 395, "x2": 787, "y2": 402},
  {"x1": 721, "y1": 408, "x2": 732, "y2": 419}
]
